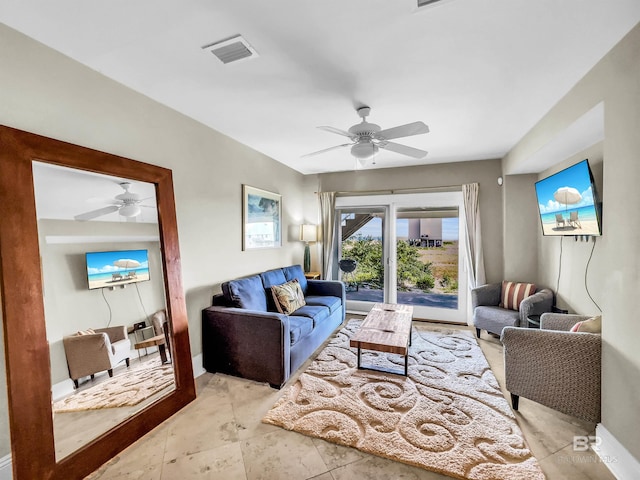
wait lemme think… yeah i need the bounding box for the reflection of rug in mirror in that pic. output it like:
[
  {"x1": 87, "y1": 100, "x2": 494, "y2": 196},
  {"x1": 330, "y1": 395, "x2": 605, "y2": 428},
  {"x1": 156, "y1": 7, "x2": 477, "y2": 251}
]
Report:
[
  {"x1": 53, "y1": 358, "x2": 174, "y2": 413},
  {"x1": 263, "y1": 320, "x2": 544, "y2": 480}
]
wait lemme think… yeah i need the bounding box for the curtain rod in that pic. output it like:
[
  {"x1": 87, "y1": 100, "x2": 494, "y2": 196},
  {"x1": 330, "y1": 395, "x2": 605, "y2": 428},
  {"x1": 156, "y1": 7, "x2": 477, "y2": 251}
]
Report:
[{"x1": 315, "y1": 184, "x2": 463, "y2": 196}]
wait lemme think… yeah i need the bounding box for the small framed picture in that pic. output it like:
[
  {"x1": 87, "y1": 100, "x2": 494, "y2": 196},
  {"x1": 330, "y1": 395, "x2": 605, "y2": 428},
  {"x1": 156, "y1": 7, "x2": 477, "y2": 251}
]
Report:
[{"x1": 242, "y1": 185, "x2": 282, "y2": 250}]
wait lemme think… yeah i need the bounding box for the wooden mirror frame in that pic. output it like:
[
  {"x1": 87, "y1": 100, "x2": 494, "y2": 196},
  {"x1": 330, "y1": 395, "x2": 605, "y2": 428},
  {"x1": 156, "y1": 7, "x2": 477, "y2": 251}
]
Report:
[{"x1": 0, "y1": 125, "x2": 196, "y2": 479}]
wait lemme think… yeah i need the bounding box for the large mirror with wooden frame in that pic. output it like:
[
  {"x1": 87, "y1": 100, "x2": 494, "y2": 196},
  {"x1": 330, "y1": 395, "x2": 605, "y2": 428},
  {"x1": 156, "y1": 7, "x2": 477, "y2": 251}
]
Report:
[{"x1": 0, "y1": 125, "x2": 196, "y2": 479}]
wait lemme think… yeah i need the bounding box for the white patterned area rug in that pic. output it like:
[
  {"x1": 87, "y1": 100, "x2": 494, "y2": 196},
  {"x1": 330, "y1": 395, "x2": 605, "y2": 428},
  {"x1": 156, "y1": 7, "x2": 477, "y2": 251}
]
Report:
[
  {"x1": 263, "y1": 320, "x2": 544, "y2": 480},
  {"x1": 53, "y1": 358, "x2": 174, "y2": 413}
]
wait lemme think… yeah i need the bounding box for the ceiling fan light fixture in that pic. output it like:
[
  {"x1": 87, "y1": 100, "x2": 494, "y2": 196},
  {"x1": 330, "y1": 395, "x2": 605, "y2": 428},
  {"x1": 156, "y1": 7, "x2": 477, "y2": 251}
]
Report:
[
  {"x1": 351, "y1": 142, "x2": 378, "y2": 159},
  {"x1": 119, "y1": 204, "x2": 141, "y2": 218}
]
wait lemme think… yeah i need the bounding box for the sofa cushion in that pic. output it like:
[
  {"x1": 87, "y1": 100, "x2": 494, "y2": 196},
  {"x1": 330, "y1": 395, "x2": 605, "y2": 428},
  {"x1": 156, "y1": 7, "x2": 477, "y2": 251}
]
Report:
[
  {"x1": 305, "y1": 295, "x2": 342, "y2": 314},
  {"x1": 271, "y1": 279, "x2": 306, "y2": 315},
  {"x1": 283, "y1": 264, "x2": 308, "y2": 293},
  {"x1": 260, "y1": 268, "x2": 287, "y2": 289},
  {"x1": 290, "y1": 305, "x2": 330, "y2": 327},
  {"x1": 260, "y1": 268, "x2": 288, "y2": 311},
  {"x1": 222, "y1": 275, "x2": 267, "y2": 311},
  {"x1": 500, "y1": 281, "x2": 536, "y2": 311},
  {"x1": 288, "y1": 316, "x2": 314, "y2": 346}
]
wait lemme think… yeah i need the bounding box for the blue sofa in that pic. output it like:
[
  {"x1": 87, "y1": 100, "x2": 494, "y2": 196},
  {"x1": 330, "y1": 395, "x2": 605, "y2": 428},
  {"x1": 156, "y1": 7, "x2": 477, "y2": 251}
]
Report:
[{"x1": 202, "y1": 265, "x2": 345, "y2": 388}]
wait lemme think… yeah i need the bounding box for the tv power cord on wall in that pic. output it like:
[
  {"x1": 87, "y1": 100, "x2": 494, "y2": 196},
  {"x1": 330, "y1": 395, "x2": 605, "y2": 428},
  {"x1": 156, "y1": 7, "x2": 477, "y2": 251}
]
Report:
[
  {"x1": 585, "y1": 237, "x2": 601, "y2": 312},
  {"x1": 101, "y1": 287, "x2": 113, "y2": 327}
]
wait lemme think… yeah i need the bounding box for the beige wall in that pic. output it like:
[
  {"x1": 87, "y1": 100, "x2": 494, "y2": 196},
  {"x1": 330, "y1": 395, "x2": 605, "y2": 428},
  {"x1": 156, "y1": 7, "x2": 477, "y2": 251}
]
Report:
[
  {"x1": 317, "y1": 159, "x2": 505, "y2": 283},
  {"x1": 503, "y1": 22, "x2": 640, "y2": 463},
  {"x1": 0, "y1": 24, "x2": 308, "y2": 458},
  {"x1": 502, "y1": 173, "x2": 539, "y2": 282}
]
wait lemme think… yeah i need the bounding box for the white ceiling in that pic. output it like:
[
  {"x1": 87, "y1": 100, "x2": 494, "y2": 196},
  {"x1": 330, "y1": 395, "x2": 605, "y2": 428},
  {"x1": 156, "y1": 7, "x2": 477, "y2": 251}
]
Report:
[
  {"x1": 32, "y1": 162, "x2": 158, "y2": 223},
  {"x1": 3, "y1": 1, "x2": 640, "y2": 174}
]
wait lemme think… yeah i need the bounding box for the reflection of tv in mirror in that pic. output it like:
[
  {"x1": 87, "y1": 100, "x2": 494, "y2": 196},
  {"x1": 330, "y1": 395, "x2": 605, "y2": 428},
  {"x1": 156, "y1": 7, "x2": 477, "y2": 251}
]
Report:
[
  {"x1": 535, "y1": 159, "x2": 602, "y2": 237},
  {"x1": 86, "y1": 249, "x2": 150, "y2": 290}
]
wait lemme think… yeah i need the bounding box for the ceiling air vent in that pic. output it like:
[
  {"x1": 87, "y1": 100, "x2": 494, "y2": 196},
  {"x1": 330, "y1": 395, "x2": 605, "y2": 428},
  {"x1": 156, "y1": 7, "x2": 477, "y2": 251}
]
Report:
[{"x1": 202, "y1": 34, "x2": 258, "y2": 64}]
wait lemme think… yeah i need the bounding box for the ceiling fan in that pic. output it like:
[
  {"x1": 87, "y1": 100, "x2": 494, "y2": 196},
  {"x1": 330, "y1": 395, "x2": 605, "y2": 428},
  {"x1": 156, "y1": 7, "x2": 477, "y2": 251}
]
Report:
[
  {"x1": 74, "y1": 182, "x2": 154, "y2": 221},
  {"x1": 303, "y1": 106, "x2": 429, "y2": 163}
]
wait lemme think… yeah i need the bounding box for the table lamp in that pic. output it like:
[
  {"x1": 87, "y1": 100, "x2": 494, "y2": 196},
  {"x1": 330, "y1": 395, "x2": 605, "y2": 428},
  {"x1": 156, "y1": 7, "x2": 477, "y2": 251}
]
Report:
[{"x1": 300, "y1": 224, "x2": 317, "y2": 273}]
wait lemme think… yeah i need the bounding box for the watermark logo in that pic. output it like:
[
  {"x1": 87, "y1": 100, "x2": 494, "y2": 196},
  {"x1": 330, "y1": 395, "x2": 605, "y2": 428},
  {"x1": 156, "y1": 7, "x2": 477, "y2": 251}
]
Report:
[{"x1": 573, "y1": 435, "x2": 601, "y2": 452}]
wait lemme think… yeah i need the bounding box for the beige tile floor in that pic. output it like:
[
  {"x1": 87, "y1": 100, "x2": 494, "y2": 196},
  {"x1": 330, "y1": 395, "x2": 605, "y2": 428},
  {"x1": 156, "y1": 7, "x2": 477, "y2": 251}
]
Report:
[{"x1": 86, "y1": 322, "x2": 615, "y2": 480}]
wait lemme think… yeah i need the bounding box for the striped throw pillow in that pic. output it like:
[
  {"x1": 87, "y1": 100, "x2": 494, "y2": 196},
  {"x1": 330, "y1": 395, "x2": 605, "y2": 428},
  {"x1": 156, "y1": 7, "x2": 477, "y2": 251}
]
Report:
[{"x1": 500, "y1": 281, "x2": 536, "y2": 311}]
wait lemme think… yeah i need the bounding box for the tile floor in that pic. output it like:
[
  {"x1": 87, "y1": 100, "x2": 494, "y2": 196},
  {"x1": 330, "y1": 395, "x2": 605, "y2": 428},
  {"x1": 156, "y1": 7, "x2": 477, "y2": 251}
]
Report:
[{"x1": 86, "y1": 322, "x2": 615, "y2": 480}]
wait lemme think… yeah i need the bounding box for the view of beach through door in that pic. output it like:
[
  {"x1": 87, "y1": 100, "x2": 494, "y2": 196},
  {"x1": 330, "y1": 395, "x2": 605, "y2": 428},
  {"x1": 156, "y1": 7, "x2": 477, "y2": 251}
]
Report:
[{"x1": 395, "y1": 207, "x2": 460, "y2": 316}]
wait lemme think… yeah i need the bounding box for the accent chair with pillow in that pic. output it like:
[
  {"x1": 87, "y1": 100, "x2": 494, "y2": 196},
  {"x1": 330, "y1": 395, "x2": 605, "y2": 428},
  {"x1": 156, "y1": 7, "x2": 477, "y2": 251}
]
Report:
[
  {"x1": 472, "y1": 281, "x2": 554, "y2": 338},
  {"x1": 62, "y1": 326, "x2": 131, "y2": 388},
  {"x1": 501, "y1": 313, "x2": 601, "y2": 422}
]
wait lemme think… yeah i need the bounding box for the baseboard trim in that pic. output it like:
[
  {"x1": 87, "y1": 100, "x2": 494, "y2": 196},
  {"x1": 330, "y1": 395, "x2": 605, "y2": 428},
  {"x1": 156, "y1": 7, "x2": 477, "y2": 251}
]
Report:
[
  {"x1": 594, "y1": 424, "x2": 640, "y2": 479},
  {"x1": 0, "y1": 453, "x2": 12, "y2": 480},
  {"x1": 192, "y1": 353, "x2": 206, "y2": 378}
]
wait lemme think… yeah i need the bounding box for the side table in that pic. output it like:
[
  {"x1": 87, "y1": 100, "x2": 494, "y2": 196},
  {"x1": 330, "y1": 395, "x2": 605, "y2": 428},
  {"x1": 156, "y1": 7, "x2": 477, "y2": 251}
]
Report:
[
  {"x1": 304, "y1": 271, "x2": 321, "y2": 280},
  {"x1": 527, "y1": 314, "x2": 541, "y2": 328}
]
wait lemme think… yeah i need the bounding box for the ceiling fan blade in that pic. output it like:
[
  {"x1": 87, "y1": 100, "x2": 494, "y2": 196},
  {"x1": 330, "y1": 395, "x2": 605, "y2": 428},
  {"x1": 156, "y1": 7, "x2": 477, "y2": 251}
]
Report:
[
  {"x1": 317, "y1": 126, "x2": 355, "y2": 138},
  {"x1": 74, "y1": 205, "x2": 120, "y2": 221},
  {"x1": 378, "y1": 141, "x2": 428, "y2": 159},
  {"x1": 377, "y1": 121, "x2": 429, "y2": 140},
  {"x1": 302, "y1": 143, "x2": 352, "y2": 158}
]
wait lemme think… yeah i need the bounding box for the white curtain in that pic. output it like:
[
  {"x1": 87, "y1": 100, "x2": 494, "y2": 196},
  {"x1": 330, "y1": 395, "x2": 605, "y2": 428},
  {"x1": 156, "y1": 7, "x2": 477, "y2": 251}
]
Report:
[
  {"x1": 318, "y1": 192, "x2": 336, "y2": 279},
  {"x1": 462, "y1": 183, "x2": 486, "y2": 291}
]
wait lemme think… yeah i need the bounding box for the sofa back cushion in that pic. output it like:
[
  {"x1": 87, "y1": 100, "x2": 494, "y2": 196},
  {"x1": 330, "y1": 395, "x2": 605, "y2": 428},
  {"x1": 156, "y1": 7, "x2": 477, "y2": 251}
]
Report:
[
  {"x1": 222, "y1": 275, "x2": 267, "y2": 311},
  {"x1": 260, "y1": 268, "x2": 287, "y2": 289},
  {"x1": 283, "y1": 265, "x2": 308, "y2": 293},
  {"x1": 500, "y1": 281, "x2": 536, "y2": 311}
]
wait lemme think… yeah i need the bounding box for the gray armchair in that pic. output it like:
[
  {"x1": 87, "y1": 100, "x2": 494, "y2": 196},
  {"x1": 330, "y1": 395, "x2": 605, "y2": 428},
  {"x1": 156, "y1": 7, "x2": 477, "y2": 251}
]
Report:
[
  {"x1": 63, "y1": 326, "x2": 131, "y2": 388},
  {"x1": 501, "y1": 313, "x2": 601, "y2": 422},
  {"x1": 472, "y1": 282, "x2": 553, "y2": 337}
]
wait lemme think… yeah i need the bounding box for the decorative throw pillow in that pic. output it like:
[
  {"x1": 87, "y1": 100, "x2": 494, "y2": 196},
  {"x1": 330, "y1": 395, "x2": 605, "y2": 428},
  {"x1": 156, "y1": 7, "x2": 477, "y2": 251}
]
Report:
[
  {"x1": 271, "y1": 279, "x2": 306, "y2": 315},
  {"x1": 77, "y1": 328, "x2": 95, "y2": 336},
  {"x1": 500, "y1": 281, "x2": 536, "y2": 311},
  {"x1": 570, "y1": 315, "x2": 602, "y2": 333}
]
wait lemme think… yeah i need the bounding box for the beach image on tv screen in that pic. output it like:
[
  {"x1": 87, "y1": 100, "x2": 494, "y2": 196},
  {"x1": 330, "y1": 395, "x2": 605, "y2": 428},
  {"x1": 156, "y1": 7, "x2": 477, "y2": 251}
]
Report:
[
  {"x1": 86, "y1": 249, "x2": 150, "y2": 289},
  {"x1": 535, "y1": 160, "x2": 601, "y2": 236}
]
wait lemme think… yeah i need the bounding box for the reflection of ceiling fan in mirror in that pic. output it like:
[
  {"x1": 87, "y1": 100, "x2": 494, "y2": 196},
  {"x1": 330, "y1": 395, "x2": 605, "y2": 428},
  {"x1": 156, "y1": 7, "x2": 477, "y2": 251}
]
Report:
[
  {"x1": 302, "y1": 106, "x2": 429, "y2": 165},
  {"x1": 74, "y1": 182, "x2": 154, "y2": 221}
]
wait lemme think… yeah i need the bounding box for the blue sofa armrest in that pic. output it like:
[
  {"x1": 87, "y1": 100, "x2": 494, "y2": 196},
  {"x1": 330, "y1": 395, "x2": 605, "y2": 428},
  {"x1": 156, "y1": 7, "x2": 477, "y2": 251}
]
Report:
[
  {"x1": 306, "y1": 280, "x2": 346, "y2": 319},
  {"x1": 307, "y1": 279, "x2": 345, "y2": 298},
  {"x1": 202, "y1": 306, "x2": 291, "y2": 388}
]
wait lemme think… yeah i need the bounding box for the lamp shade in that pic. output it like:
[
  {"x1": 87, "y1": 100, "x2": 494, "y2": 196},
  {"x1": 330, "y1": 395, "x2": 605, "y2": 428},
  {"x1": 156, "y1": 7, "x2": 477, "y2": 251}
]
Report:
[{"x1": 300, "y1": 224, "x2": 317, "y2": 243}]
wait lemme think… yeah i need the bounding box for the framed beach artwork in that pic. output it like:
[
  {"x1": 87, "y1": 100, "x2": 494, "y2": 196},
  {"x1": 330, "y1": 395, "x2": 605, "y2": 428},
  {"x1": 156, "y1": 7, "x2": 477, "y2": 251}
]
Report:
[{"x1": 243, "y1": 185, "x2": 282, "y2": 250}]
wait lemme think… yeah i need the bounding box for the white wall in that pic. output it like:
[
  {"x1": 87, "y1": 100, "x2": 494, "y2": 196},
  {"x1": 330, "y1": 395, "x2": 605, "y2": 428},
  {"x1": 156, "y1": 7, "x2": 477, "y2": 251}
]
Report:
[
  {"x1": 0, "y1": 23, "x2": 308, "y2": 459},
  {"x1": 503, "y1": 22, "x2": 640, "y2": 465}
]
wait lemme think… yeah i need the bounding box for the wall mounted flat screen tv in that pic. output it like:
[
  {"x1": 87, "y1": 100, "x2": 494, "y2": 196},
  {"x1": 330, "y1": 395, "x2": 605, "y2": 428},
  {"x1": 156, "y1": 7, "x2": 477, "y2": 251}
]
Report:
[
  {"x1": 86, "y1": 249, "x2": 150, "y2": 290},
  {"x1": 535, "y1": 159, "x2": 602, "y2": 236}
]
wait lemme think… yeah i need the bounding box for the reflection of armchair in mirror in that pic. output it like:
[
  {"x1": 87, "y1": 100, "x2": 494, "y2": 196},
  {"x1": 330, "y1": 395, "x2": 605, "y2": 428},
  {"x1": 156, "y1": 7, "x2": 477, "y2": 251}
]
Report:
[
  {"x1": 0, "y1": 125, "x2": 196, "y2": 479},
  {"x1": 62, "y1": 327, "x2": 131, "y2": 388}
]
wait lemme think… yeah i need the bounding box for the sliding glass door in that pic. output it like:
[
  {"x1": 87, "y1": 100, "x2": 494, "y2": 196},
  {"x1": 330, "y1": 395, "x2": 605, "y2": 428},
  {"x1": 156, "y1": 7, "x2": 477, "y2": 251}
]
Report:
[
  {"x1": 336, "y1": 192, "x2": 467, "y2": 323},
  {"x1": 337, "y1": 207, "x2": 386, "y2": 312}
]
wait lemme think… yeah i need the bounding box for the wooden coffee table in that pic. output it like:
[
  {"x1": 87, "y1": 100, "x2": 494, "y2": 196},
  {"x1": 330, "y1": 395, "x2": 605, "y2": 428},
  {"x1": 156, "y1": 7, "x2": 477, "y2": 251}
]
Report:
[{"x1": 350, "y1": 303, "x2": 413, "y2": 376}]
